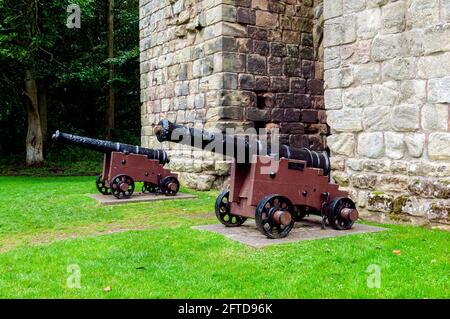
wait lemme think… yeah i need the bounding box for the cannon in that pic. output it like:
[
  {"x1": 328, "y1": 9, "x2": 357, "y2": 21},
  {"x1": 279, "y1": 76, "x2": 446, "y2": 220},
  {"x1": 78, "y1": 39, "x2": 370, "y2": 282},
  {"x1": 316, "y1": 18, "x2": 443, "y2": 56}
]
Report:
[
  {"x1": 52, "y1": 131, "x2": 179, "y2": 199},
  {"x1": 154, "y1": 120, "x2": 358, "y2": 239}
]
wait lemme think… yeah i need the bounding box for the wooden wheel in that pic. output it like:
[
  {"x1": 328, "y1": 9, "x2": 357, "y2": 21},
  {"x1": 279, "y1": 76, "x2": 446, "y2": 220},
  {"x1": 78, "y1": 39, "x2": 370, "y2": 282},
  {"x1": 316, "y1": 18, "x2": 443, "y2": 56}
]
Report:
[{"x1": 255, "y1": 195, "x2": 295, "y2": 239}]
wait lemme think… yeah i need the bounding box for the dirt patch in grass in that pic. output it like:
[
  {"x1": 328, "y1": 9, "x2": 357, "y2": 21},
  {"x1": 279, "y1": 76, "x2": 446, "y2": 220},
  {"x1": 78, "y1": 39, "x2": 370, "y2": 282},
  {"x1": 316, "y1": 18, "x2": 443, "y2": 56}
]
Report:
[{"x1": 0, "y1": 223, "x2": 157, "y2": 254}]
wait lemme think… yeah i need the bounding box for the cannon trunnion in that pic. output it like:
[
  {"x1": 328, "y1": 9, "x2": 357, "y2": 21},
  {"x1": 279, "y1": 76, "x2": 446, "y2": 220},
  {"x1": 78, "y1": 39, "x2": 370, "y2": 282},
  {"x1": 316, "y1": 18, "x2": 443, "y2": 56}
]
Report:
[
  {"x1": 52, "y1": 131, "x2": 179, "y2": 199},
  {"x1": 155, "y1": 120, "x2": 358, "y2": 239}
]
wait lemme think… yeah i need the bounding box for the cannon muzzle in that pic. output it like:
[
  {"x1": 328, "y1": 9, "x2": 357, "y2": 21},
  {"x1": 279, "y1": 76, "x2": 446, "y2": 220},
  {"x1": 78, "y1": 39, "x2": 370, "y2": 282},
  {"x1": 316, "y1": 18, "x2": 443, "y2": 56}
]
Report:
[
  {"x1": 154, "y1": 120, "x2": 330, "y2": 175},
  {"x1": 52, "y1": 130, "x2": 169, "y2": 165}
]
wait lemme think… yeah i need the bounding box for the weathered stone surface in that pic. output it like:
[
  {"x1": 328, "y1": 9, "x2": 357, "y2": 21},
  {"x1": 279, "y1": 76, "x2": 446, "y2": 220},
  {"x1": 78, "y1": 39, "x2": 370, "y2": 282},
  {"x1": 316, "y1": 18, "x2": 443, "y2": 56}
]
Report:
[
  {"x1": 343, "y1": 0, "x2": 366, "y2": 13},
  {"x1": 379, "y1": 175, "x2": 410, "y2": 192},
  {"x1": 323, "y1": 0, "x2": 343, "y2": 20},
  {"x1": 343, "y1": 86, "x2": 372, "y2": 108},
  {"x1": 372, "y1": 81, "x2": 400, "y2": 106},
  {"x1": 406, "y1": 0, "x2": 439, "y2": 29},
  {"x1": 353, "y1": 63, "x2": 380, "y2": 84},
  {"x1": 417, "y1": 52, "x2": 450, "y2": 78},
  {"x1": 381, "y1": 0, "x2": 406, "y2": 34},
  {"x1": 421, "y1": 104, "x2": 449, "y2": 131},
  {"x1": 358, "y1": 132, "x2": 385, "y2": 158},
  {"x1": 324, "y1": 16, "x2": 356, "y2": 47},
  {"x1": 428, "y1": 133, "x2": 450, "y2": 160},
  {"x1": 385, "y1": 132, "x2": 405, "y2": 160},
  {"x1": 357, "y1": 8, "x2": 381, "y2": 39},
  {"x1": 428, "y1": 76, "x2": 450, "y2": 103},
  {"x1": 324, "y1": 89, "x2": 343, "y2": 110},
  {"x1": 404, "y1": 133, "x2": 425, "y2": 158},
  {"x1": 382, "y1": 57, "x2": 417, "y2": 80},
  {"x1": 400, "y1": 80, "x2": 426, "y2": 104},
  {"x1": 351, "y1": 174, "x2": 378, "y2": 189},
  {"x1": 347, "y1": 158, "x2": 364, "y2": 171},
  {"x1": 324, "y1": 67, "x2": 354, "y2": 89},
  {"x1": 363, "y1": 159, "x2": 389, "y2": 173},
  {"x1": 371, "y1": 33, "x2": 407, "y2": 61},
  {"x1": 324, "y1": 47, "x2": 341, "y2": 70},
  {"x1": 367, "y1": 192, "x2": 393, "y2": 213},
  {"x1": 327, "y1": 133, "x2": 355, "y2": 156},
  {"x1": 390, "y1": 105, "x2": 420, "y2": 132},
  {"x1": 423, "y1": 23, "x2": 450, "y2": 54},
  {"x1": 341, "y1": 40, "x2": 371, "y2": 66},
  {"x1": 327, "y1": 109, "x2": 363, "y2": 132}
]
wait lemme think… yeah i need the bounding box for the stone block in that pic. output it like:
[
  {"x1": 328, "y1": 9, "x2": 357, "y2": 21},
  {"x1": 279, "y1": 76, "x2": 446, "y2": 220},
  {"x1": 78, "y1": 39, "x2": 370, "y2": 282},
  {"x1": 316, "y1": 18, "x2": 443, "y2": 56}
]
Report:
[
  {"x1": 324, "y1": 15, "x2": 356, "y2": 47},
  {"x1": 367, "y1": 192, "x2": 393, "y2": 213},
  {"x1": 385, "y1": 132, "x2": 405, "y2": 160},
  {"x1": 327, "y1": 109, "x2": 363, "y2": 132},
  {"x1": 423, "y1": 23, "x2": 450, "y2": 54},
  {"x1": 353, "y1": 63, "x2": 380, "y2": 84},
  {"x1": 428, "y1": 77, "x2": 450, "y2": 103},
  {"x1": 381, "y1": 0, "x2": 406, "y2": 34},
  {"x1": 324, "y1": 47, "x2": 341, "y2": 70},
  {"x1": 343, "y1": 85, "x2": 372, "y2": 108},
  {"x1": 400, "y1": 80, "x2": 426, "y2": 104},
  {"x1": 357, "y1": 8, "x2": 381, "y2": 39},
  {"x1": 327, "y1": 133, "x2": 355, "y2": 156},
  {"x1": 343, "y1": 0, "x2": 366, "y2": 13},
  {"x1": 351, "y1": 174, "x2": 378, "y2": 190},
  {"x1": 390, "y1": 105, "x2": 420, "y2": 132},
  {"x1": 236, "y1": 7, "x2": 256, "y2": 25},
  {"x1": 212, "y1": 53, "x2": 245, "y2": 73},
  {"x1": 382, "y1": 57, "x2": 417, "y2": 81},
  {"x1": 429, "y1": 133, "x2": 450, "y2": 160},
  {"x1": 372, "y1": 81, "x2": 400, "y2": 106},
  {"x1": 247, "y1": 54, "x2": 267, "y2": 75},
  {"x1": 323, "y1": 0, "x2": 343, "y2": 20},
  {"x1": 324, "y1": 67, "x2": 354, "y2": 89},
  {"x1": 341, "y1": 40, "x2": 372, "y2": 66},
  {"x1": 421, "y1": 104, "x2": 449, "y2": 131},
  {"x1": 358, "y1": 132, "x2": 385, "y2": 158},
  {"x1": 417, "y1": 52, "x2": 450, "y2": 79},
  {"x1": 404, "y1": 133, "x2": 425, "y2": 158},
  {"x1": 324, "y1": 89, "x2": 343, "y2": 110},
  {"x1": 406, "y1": 0, "x2": 439, "y2": 29},
  {"x1": 371, "y1": 33, "x2": 407, "y2": 61}
]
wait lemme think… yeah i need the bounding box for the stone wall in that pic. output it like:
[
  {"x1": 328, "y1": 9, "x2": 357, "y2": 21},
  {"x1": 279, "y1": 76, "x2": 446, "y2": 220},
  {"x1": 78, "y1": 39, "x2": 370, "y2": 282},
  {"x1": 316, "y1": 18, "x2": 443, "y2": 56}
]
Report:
[
  {"x1": 323, "y1": 0, "x2": 450, "y2": 227},
  {"x1": 140, "y1": 0, "x2": 326, "y2": 190}
]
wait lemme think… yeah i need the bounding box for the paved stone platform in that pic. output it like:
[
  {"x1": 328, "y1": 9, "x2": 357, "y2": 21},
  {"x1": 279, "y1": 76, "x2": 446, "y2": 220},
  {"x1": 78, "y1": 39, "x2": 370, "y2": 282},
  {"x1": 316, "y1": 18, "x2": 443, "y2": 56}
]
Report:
[
  {"x1": 88, "y1": 192, "x2": 197, "y2": 206},
  {"x1": 193, "y1": 216, "x2": 387, "y2": 248}
]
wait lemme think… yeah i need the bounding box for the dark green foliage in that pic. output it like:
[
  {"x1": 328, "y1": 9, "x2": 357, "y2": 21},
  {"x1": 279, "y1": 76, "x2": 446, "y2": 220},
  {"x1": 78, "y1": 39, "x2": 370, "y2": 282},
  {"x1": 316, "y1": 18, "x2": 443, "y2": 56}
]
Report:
[{"x1": 0, "y1": 0, "x2": 140, "y2": 165}]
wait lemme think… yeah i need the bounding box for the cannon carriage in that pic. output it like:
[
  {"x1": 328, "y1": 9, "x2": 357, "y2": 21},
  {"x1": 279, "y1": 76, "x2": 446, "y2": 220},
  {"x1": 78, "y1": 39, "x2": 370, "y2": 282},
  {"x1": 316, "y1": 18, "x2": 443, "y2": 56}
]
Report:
[
  {"x1": 52, "y1": 131, "x2": 179, "y2": 199},
  {"x1": 154, "y1": 120, "x2": 358, "y2": 239}
]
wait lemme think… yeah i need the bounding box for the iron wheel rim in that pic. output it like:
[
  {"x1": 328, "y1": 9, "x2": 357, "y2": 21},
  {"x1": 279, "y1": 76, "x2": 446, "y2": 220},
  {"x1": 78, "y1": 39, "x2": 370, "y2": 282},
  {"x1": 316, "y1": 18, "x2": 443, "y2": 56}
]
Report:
[
  {"x1": 96, "y1": 174, "x2": 110, "y2": 195},
  {"x1": 214, "y1": 190, "x2": 247, "y2": 227},
  {"x1": 255, "y1": 195, "x2": 295, "y2": 239},
  {"x1": 328, "y1": 197, "x2": 355, "y2": 230},
  {"x1": 110, "y1": 175, "x2": 135, "y2": 199}
]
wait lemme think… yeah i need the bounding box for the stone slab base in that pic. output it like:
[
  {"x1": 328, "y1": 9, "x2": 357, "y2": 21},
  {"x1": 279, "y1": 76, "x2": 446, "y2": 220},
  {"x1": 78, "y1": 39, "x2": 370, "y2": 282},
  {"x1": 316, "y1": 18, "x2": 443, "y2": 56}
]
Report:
[
  {"x1": 88, "y1": 192, "x2": 197, "y2": 206},
  {"x1": 193, "y1": 216, "x2": 387, "y2": 248}
]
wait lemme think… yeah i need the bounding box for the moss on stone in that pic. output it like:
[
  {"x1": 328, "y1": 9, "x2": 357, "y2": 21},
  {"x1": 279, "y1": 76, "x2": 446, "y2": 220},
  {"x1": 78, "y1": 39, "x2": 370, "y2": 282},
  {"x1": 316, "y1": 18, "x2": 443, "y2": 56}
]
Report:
[{"x1": 392, "y1": 195, "x2": 409, "y2": 215}]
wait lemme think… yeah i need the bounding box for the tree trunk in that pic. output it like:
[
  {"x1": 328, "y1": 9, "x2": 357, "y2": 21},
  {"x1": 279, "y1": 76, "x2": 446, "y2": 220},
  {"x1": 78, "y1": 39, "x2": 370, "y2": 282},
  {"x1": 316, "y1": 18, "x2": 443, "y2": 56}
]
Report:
[
  {"x1": 38, "y1": 80, "x2": 48, "y2": 139},
  {"x1": 106, "y1": 0, "x2": 115, "y2": 139},
  {"x1": 25, "y1": 69, "x2": 44, "y2": 166}
]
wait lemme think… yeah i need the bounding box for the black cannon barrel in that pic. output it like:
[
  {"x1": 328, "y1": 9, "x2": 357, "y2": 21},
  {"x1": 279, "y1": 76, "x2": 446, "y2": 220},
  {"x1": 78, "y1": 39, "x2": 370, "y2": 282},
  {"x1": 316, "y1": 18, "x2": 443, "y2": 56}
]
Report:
[
  {"x1": 52, "y1": 130, "x2": 169, "y2": 165},
  {"x1": 154, "y1": 120, "x2": 330, "y2": 175}
]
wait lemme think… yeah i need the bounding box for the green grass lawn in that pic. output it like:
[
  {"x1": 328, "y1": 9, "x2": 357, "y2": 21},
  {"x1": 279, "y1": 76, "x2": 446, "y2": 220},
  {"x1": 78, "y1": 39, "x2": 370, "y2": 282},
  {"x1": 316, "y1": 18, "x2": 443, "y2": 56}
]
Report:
[{"x1": 0, "y1": 176, "x2": 448, "y2": 298}]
